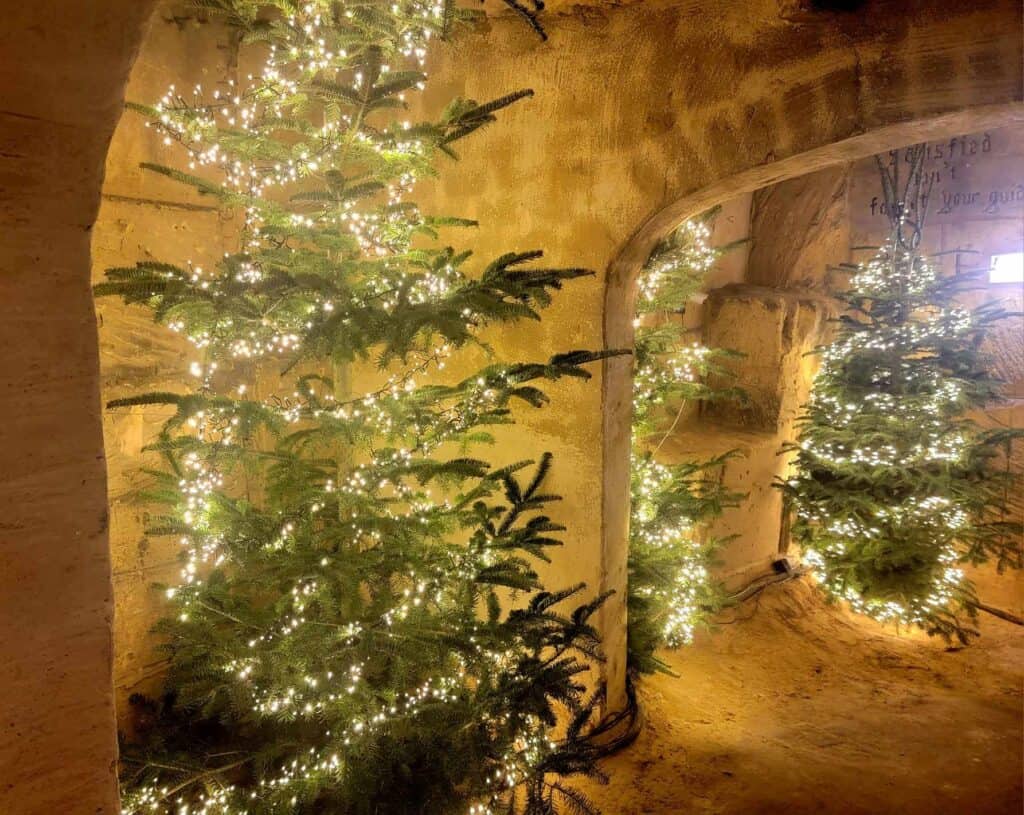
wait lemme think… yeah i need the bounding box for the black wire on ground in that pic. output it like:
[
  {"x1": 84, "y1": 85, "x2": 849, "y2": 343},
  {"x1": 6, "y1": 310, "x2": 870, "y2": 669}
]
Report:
[
  {"x1": 723, "y1": 565, "x2": 809, "y2": 605},
  {"x1": 582, "y1": 676, "x2": 643, "y2": 762}
]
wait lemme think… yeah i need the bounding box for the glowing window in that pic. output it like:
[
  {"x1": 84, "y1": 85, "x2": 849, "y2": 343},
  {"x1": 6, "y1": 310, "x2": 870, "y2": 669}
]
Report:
[{"x1": 989, "y1": 252, "x2": 1024, "y2": 284}]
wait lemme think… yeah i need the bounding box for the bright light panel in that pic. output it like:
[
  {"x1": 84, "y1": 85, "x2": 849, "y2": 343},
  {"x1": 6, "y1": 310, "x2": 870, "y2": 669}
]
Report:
[{"x1": 989, "y1": 252, "x2": 1024, "y2": 285}]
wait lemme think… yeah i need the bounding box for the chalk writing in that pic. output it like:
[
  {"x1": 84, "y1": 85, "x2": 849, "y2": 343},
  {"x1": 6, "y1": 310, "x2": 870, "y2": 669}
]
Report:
[
  {"x1": 860, "y1": 131, "x2": 1021, "y2": 221},
  {"x1": 984, "y1": 184, "x2": 1024, "y2": 215}
]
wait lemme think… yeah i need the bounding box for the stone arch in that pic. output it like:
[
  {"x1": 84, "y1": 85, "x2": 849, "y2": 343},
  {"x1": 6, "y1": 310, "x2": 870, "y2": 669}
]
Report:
[
  {"x1": 1, "y1": 0, "x2": 1023, "y2": 810},
  {"x1": 0, "y1": 2, "x2": 159, "y2": 813},
  {"x1": 601, "y1": 103, "x2": 1024, "y2": 708},
  {"x1": 414, "y1": 0, "x2": 1024, "y2": 714}
]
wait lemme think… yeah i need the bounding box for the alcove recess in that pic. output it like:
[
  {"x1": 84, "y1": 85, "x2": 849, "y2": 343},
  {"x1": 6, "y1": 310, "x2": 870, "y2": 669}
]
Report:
[{"x1": 655, "y1": 124, "x2": 1024, "y2": 589}]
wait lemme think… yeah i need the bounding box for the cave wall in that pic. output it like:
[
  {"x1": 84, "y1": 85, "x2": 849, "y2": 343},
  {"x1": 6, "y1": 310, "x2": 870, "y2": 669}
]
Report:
[
  {"x1": 1, "y1": 1, "x2": 1023, "y2": 809},
  {"x1": 103, "y1": 0, "x2": 1024, "y2": 721},
  {"x1": 93, "y1": 4, "x2": 239, "y2": 726},
  {"x1": 0, "y1": 2, "x2": 159, "y2": 813},
  {"x1": 422, "y1": 0, "x2": 1024, "y2": 704},
  {"x1": 701, "y1": 168, "x2": 850, "y2": 584}
]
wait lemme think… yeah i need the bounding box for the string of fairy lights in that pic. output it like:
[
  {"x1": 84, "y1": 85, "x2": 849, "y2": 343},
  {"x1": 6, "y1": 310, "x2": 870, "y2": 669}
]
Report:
[
  {"x1": 629, "y1": 217, "x2": 724, "y2": 651},
  {"x1": 629, "y1": 454, "x2": 712, "y2": 647},
  {"x1": 142, "y1": 0, "x2": 464, "y2": 364},
  {"x1": 627, "y1": 213, "x2": 983, "y2": 647},
  {"x1": 117, "y1": 2, "x2": 573, "y2": 813},
  {"x1": 634, "y1": 210, "x2": 1004, "y2": 636},
  {"x1": 787, "y1": 243, "x2": 980, "y2": 627}
]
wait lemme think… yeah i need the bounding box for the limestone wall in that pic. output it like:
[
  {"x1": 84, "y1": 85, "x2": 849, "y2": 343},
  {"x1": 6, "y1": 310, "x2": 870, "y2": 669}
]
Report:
[
  {"x1": 104, "y1": 0, "x2": 1024, "y2": 716},
  {"x1": 701, "y1": 170, "x2": 848, "y2": 583},
  {"x1": 83, "y1": 0, "x2": 1024, "y2": 733},
  {"x1": 1, "y1": 2, "x2": 159, "y2": 812},
  {"x1": 2, "y1": 2, "x2": 1024, "y2": 808},
  {"x1": 93, "y1": 5, "x2": 239, "y2": 724},
  {"x1": 423, "y1": 0, "x2": 1024, "y2": 703}
]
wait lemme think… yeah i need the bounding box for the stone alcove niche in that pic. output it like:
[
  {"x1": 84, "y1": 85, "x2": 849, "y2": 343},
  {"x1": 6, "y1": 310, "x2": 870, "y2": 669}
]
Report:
[
  {"x1": 2, "y1": 1, "x2": 1022, "y2": 812},
  {"x1": 95, "y1": 7, "x2": 241, "y2": 734},
  {"x1": 604, "y1": 120, "x2": 1024, "y2": 701},
  {"x1": 616, "y1": 126, "x2": 1024, "y2": 608}
]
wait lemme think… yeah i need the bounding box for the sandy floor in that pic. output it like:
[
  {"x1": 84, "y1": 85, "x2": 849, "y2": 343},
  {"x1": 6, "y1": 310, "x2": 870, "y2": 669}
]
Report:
[{"x1": 583, "y1": 575, "x2": 1023, "y2": 815}]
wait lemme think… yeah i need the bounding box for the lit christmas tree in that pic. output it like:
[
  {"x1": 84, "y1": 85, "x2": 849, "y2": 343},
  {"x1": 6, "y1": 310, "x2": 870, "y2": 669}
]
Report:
[
  {"x1": 782, "y1": 149, "x2": 1022, "y2": 643},
  {"x1": 627, "y1": 216, "x2": 743, "y2": 674},
  {"x1": 98, "y1": 2, "x2": 612, "y2": 812}
]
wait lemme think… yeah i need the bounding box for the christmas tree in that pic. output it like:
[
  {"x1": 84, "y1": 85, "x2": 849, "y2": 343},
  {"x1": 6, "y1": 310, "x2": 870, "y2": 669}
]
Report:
[
  {"x1": 782, "y1": 148, "x2": 1022, "y2": 643},
  {"x1": 627, "y1": 215, "x2": 744, "y2": 674},
  {"x1": 98, "y1": 2, "x2": 612, "y2": 812}
]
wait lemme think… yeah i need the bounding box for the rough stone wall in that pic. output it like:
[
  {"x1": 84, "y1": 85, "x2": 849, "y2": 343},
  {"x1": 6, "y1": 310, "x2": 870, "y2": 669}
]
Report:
[
  {"x1": 651, "y1": 171, "x2": 848, "y2": 586},
  {"x1": 747, "y1": 165, "x2": 851, "y2": 291},
  {"x1": 0, "y1": 2, "x2": 158, "y2": 813},
  {"x1": 666, "y1": 291, "x2": 836, "y2": 583},
  {"x1": 93, "y1": 5, "x2": 238, "y2": 727},
  {"x1": 2, "y1": 3, "x2": 1023, "y2": 809},
  {"x1": 705, "y1": 286, "x2": 834, "y2": 434},
  {"x1": 421, "y1": 0, "x2": 1024, "y2": 704}
]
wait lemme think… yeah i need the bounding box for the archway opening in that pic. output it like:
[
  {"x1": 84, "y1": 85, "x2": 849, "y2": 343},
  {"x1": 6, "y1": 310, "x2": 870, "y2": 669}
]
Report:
[
  {"x1": 597, "y1": 118, "x2": 1023, "y2": 812},
  {"x1": 3, "y1": 0, "x2": 1023, "y2": 811}
]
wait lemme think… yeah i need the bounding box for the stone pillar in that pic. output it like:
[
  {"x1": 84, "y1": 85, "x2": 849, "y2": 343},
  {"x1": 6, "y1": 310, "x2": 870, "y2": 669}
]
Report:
[
  {"x1": 703, "y1": 286, "x2": 832, "y2": 580},
  {"x1": 655, "y1": 286, "x2": 832, "y2": 587},
  {"x1": 668, "y1": 167, "x2": 850, "y2": 585},
  {"x1": 0, "y1": 3, "x2": 157, "y2": 812},
  {"x1": 705, "y1": 286, "x2": 832, "y2": 434}
]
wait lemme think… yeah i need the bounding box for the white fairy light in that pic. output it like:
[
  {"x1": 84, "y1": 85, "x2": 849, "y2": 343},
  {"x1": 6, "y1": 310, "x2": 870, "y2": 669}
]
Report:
[
  {"x1": 116, "y1": 3, "x2": 604, "y2": 813},
  {"x1": 629, "y1": 215, "x2": 725, "y2": 653},
  {"x1": 790, "y1": 242, "x2": 993, "y2": 630}
]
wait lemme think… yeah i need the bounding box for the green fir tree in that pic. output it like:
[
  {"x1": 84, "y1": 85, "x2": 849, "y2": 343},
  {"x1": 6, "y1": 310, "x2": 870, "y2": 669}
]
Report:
[
  {"x1": 781, "y1": 150, "x2": 1022, "y2": 643},
  {"x1": 627, "y1": 215, "x2": 744, "y2": 675},
  {"x1": 98, "y1": 2, "x2": 613, "y2": 813}
]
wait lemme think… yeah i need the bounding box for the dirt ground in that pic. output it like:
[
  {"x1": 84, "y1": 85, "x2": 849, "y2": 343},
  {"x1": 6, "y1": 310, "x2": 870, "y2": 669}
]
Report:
[{"x1": 583, "y1": 573, "x2": 1023, "y2": 815}]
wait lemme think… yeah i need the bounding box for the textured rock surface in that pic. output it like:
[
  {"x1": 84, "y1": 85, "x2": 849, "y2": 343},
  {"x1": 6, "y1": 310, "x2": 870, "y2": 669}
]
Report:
[
  {"x1": 1, "y1": 3, "x2": 1023, "y2": 810},
  {"x1": 705, "y1": 286, "x2": 832, "y2": 434},
  {"x1": 747, "y1": 165, "x2": 851, "y2": 291},
  {"x1": 661, "y1": 284, "x2": 832, "y2": 585},
  {"x1": 93, "y1": 5, "x2": 237, "y2": 727},
  {"x1": 0, "y1": 2, "x2": 158, "y2": 813},
  {"x1": 449, "y1": 0, "x2": 1024, "y2": 705}
]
